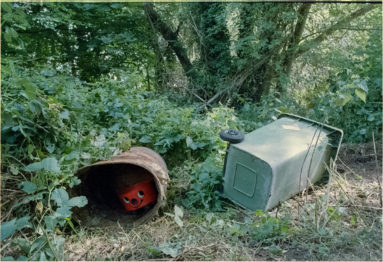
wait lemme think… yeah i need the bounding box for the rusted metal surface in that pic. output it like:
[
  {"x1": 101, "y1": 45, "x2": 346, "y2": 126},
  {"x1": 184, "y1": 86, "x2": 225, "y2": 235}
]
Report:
[{"x1": 75, "y1": 147, "x2": 169, "y2": 226}]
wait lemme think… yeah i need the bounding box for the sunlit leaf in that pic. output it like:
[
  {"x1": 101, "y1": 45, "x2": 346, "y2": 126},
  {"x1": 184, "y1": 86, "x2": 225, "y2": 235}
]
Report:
[{"x1": 355, "y1": 88, "x2": 366, "y2": 103}]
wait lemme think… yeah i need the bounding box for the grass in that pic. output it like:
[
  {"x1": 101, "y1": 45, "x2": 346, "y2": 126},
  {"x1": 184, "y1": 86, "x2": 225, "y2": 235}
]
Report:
[{"x1": 2, "y1": 142, "x2": 382, "y2": 260}]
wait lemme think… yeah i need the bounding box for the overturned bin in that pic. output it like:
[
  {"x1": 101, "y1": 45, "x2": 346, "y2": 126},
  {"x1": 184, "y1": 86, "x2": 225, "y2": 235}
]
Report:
[
  {"x1": 221, "y1": 114, "x2": 343, "y2": 211},
  {"x1": 75, "y1": 147, "x2": 169, "y2": 226}
]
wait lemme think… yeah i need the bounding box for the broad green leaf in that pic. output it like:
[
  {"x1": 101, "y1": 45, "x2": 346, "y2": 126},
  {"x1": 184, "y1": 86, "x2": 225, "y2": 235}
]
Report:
[
  {"x1": 24, "y1": 157, "x2": 60, "y2": 173},
  {"x1": 1, "y1": 219, "x2": 17, "y2": 241},
  {"x1": 51, "y1": 188, "x2": 69, "y2": 207},
  {"x1": 27, "y1": 144, "x2": 35, "y2": 155},
  {"x1": 24, "y1": 162, "x2": 42, "y2": 172},
  {"x1": 65, "y1": 151, "x2": 79, "y2": 161},
  {"x1": 55, "y1": 206, "x2": 72, "y2": 218},
  {"x1": 30, "y1": 236, "x2": 47, "y2": 254},
  {"x1": 355, "y1": 89, "x2": 366, "y2": 103},
  {"x1": 367, "y1": 115, "x2": 374, "y2": 122},
  {"x1": 158, "y1": 243, "x2": 181, "y2": 258},
  {"x1": 67, "y1": 196, "x2": 88, "y2": 208},
  {"x1": 40, "y1": 68, "x2": 56, "y2": 77},
  {"x1": 2, "y1": 257, "x2": 15, "y2": 261},
  {"x1": 51, "y1": 237, "x2": 65, "y2": 260},
  {"x1": 15, "y1": 216, "x2": 32, "y2": 230},
  {"x1": 69, "y1": 177, "x2": 81, "y2": 188},
  {"x1": 20, "y1": 79, "x2": 37, "y2": 99},
  {"x1": 45, "y1": 143, "x2": 55, "y2": 154},
  {"x1": 341, "y1": 93, "x2": 352, "y2": 106},
  {"x1": 356, "y1": 79, "x2": 368, "y2": 92},
  {"x1": 19, "y1": 181, "x2": 37, "y2": 194},
  {"x1": 29, "y1": 100, "x2": 42, "y2": 114},
  {"x1": 139, "y1": 136, "x2": 152, "y2": 143},
  {"x1": 13, "y1": 238, "x2": 30, "y2": 254},
  {"x1": 10, "y1": 165, "x2": 19, "y2": 175},
  {"x1": 59, "y1": 110, "x2": 70, "y2": 120},
  {"x1": 41, "y1": 157, "x2": 60, "y2": 173},
  {"x1": 44, "y1": 216, "x2": 59, "y2": 232}
]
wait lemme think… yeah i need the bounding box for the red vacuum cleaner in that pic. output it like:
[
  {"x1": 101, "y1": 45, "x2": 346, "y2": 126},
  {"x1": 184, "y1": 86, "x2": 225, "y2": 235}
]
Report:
[{"x1": 118, "y1": 179, "x2": 157, "y2": 212}]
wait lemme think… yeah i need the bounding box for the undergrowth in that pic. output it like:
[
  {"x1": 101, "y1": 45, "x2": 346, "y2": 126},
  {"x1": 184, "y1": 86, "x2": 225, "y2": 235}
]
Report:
[
  {"x1": 1, "y1": 58, "x2": 381, "y2": 260},
  {"x1": 1, "y1": 60, "x2": 241, "y2": 260}
]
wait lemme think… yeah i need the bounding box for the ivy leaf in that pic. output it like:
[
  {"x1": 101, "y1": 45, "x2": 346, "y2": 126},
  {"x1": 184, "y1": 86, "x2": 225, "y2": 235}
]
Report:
[
  {"x1": 18, "y1": 181, "x2": 37, "y2": 194},
  {"x1": 355, "y1": 89, "x2": 366, "y2": 103}
]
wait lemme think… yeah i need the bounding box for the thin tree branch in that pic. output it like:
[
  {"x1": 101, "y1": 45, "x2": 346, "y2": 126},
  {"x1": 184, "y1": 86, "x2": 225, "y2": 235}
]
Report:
[{"x1": 297, "y1": 4, "x2": 378, "y2": 56}]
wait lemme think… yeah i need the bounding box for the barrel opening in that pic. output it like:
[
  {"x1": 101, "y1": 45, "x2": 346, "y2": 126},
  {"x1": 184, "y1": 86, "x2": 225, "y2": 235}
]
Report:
[{"x1": 80, "y1": 163, "x2": 159, "y2": 221}]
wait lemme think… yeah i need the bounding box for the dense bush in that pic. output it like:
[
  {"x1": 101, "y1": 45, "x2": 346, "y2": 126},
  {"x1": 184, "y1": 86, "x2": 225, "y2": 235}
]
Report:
[{"x1": 1, "y1": 59, "x2": 243, "y2": 259}]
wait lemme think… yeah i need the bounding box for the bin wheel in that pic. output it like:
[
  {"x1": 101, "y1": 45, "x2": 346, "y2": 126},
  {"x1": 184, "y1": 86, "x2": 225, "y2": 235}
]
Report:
[{"x1": 219, "y1": 129, "x2": 244, "y2": 144}]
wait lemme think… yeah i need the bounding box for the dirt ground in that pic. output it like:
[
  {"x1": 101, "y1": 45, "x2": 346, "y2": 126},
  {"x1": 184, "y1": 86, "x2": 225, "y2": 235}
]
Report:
[{"x1": 63, "y1": 142, "x2": 382, "y2": 261}]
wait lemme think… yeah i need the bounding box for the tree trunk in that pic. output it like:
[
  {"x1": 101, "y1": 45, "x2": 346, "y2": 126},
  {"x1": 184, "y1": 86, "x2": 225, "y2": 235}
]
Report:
[
  {"x1": 144, "y1": 3, "x2": 193, "y2": 78},
  {"x1": 276, "y1": 3, "x2": 312, "y2": 94}
]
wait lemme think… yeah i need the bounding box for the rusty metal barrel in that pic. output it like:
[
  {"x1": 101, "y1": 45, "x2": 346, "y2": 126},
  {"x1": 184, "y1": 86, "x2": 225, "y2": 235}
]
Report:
[{"x1": 75, "y1": 147, "x2": 169, "y2": 226}]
